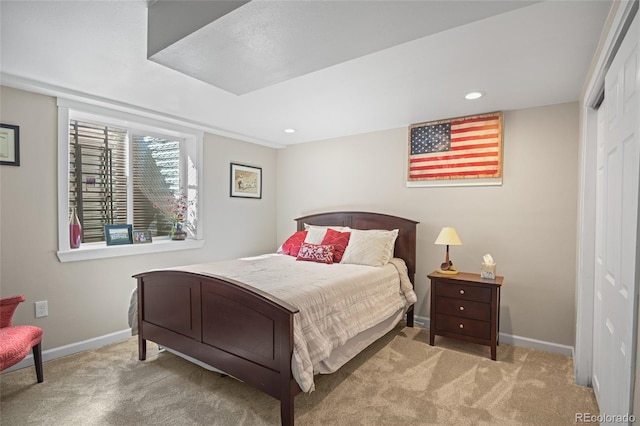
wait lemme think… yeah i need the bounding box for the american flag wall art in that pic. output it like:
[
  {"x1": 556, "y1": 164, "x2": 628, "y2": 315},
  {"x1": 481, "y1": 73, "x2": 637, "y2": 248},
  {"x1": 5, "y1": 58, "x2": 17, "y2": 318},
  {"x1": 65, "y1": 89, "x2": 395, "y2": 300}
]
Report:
[{"x1": 407, "y1": 112, "x2": 503, "y2": 185}]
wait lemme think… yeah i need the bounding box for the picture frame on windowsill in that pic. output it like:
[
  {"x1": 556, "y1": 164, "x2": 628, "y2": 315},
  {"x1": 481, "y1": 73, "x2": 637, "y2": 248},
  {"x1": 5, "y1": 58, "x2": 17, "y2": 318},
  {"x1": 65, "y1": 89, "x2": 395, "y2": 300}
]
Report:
[
  {"x1": 104, "y1": 224, "x2": 133, "y2": 246},
  {"x1": 133, "y1": 230, "x2": 152, "y2": 244}
]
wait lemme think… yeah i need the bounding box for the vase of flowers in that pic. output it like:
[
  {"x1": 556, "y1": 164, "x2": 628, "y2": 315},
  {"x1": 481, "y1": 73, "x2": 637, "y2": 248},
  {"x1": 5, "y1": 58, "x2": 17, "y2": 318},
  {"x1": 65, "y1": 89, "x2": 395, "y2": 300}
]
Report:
[
  {"x1": 153, "y1": 190, "x2": 192, "y2": 240},
  {"x1": 170, "y1": 222, "x2": 187, "y2": 240}
]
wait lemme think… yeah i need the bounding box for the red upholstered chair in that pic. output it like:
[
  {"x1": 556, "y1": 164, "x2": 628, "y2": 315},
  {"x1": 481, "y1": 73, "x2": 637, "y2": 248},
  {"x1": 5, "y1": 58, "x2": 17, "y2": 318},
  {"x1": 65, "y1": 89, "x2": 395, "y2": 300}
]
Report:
[{"x1": 0, "y1": 295, "x2": 43, "y2": 382}]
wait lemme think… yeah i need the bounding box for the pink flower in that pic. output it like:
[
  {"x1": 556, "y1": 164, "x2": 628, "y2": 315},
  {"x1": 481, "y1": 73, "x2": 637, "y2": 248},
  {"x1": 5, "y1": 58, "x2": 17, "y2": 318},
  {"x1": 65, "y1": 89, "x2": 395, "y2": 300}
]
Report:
[{"x1": 154, "y1": 191, "x2": 193, "y2": 223}]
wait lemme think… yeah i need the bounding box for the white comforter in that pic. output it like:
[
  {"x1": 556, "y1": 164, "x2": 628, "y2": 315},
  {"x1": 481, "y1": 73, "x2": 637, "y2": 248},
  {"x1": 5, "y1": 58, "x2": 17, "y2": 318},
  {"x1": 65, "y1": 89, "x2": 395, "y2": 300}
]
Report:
[{"x1": 134, "y1": 254, "x2": 416, "y2": 392}]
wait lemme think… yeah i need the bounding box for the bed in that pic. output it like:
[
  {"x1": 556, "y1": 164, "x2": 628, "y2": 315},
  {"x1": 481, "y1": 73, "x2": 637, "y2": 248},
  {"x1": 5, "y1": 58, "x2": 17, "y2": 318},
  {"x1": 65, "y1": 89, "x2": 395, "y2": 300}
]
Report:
[{"x1": 133, "y1": 211, "x2": 418, "y2": 425}]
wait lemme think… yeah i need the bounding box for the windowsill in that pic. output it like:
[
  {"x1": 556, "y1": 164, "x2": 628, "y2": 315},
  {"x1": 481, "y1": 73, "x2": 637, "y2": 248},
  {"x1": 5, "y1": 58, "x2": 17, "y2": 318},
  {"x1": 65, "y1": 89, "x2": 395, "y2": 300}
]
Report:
[{"x1": 56, "y1": 238, "x2": 205, "y2": 262}]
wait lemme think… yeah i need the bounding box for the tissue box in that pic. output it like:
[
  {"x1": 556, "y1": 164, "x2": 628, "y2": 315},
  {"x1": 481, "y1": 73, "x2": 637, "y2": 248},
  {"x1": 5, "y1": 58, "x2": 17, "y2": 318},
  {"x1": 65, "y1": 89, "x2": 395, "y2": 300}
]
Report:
[{"x1": 481, "y1": 263, "x2": 496, "y2": 279}]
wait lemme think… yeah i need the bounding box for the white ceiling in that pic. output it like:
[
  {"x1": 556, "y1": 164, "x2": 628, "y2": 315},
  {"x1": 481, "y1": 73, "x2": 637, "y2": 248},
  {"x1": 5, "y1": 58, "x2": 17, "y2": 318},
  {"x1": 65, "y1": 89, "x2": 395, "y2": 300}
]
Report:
[{"x1": 0, "y1": 0, "x2": 613, "y2": 148}]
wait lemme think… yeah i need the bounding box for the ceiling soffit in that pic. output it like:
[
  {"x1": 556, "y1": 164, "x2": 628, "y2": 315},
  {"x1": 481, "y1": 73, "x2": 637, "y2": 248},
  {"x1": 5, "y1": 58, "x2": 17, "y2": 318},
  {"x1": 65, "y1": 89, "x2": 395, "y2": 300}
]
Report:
[{"x1": 147, "y1": 0, "x2": 539, "y2": 95}]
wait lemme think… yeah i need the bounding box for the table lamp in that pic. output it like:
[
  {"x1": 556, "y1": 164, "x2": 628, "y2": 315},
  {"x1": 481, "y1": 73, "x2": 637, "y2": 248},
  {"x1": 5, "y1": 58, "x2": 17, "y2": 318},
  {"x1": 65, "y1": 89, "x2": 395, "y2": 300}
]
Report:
[{"x1": 434, "y1": 227, "x2": 462, "y2": 274}]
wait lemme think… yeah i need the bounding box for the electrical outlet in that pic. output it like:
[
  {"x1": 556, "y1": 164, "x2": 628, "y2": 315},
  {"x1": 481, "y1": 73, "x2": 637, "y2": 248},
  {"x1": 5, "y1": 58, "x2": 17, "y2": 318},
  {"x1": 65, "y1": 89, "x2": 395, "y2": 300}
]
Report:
[{"x1": 35, "y1": 301, "x2": 48, "y2": 318}]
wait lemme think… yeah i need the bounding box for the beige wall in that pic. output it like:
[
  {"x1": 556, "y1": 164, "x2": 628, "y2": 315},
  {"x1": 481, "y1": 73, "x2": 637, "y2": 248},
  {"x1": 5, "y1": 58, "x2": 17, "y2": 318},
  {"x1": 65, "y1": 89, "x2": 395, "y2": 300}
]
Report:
[
  {"x1": 0, "y1": 86, "x2": 278, "y2": 349},
  {"x1": 277, "y1": 102, "x2": 580, "y2": 346},
  {"x1": 0, "y1": 85, "x2": 581, "y2": 350}
]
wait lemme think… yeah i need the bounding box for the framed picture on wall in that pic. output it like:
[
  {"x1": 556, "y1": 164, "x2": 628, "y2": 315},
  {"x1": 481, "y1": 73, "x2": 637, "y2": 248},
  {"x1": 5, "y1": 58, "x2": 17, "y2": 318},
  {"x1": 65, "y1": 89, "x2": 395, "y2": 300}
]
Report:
[
  {"x1": 230, "y1": 163, "x2": 262, "y2": 199},
  {"x1": 0, "y1": 123, "x2": 20, "y2": 166},
  {"x1": 407, "y1": 112, "x2": 503, "y2": 187}
]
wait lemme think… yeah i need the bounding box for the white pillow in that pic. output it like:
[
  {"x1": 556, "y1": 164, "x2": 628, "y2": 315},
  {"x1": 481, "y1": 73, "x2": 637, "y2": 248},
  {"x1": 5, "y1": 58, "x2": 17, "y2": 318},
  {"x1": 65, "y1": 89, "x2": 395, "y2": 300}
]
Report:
[
  {"x1": 303, "y1": 224, "x2": 351, "y2": 244},
  {"x1": 340, "y1": 229, "x2": 399, "y2": 267}
]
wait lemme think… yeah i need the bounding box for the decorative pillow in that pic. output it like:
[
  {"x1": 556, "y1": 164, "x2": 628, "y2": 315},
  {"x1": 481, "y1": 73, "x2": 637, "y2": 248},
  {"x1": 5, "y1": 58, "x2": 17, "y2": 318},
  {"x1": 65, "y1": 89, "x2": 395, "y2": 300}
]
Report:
[
  {"x1": 296, "y1": 242, "x2": 335, "y2": 264},
  {"x1": 303, "y1": 224, "x2": 351, "y2": 244},
  {"x1": 321, "y1": 228, "x2": 351, "y2": 263},
  {"x1": 340, "y1": 229, "x2": 399, "y2": 267},
  {"x1": 278, "y1": 231, "x2": 308, "y2": 256}
]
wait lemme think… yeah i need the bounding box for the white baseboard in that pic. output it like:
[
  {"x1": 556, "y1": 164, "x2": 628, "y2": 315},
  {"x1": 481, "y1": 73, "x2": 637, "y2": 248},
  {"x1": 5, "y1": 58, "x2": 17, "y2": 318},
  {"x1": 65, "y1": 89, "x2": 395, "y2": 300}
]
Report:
[
  {"x1": 2, "y1": 329, "x2": 132, "y2": 374},
  {"x1": 4, "y1": 318, "x2": 576, "y2": 375},
  {"x1": 414, "y1": 315, "x2": 574, "y2": 357},
  {"x1": 498, "y1": 331, "x2": 573, "y2": 356}
]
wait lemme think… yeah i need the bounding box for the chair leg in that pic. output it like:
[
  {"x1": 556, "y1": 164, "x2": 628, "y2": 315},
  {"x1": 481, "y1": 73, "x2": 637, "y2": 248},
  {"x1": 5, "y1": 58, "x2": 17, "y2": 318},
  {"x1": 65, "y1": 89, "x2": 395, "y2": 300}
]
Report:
[{"x1": 32, "y1": 343, "x2": 43, "y2": 383}]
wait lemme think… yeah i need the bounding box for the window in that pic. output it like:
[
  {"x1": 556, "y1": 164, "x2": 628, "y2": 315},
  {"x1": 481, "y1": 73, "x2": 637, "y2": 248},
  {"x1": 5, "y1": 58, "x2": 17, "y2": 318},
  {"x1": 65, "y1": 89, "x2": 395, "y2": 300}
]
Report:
[{"x1": 57, "y1": 99, "x2": 204, "y2": 262}]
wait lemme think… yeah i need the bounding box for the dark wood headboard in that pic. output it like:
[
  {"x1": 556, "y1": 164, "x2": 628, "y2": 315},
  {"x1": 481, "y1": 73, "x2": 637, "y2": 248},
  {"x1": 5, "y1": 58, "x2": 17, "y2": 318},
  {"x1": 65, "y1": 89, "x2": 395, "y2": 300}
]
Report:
[{"x1": 295, "y1": 211, "x2": 419, "y2": 284}]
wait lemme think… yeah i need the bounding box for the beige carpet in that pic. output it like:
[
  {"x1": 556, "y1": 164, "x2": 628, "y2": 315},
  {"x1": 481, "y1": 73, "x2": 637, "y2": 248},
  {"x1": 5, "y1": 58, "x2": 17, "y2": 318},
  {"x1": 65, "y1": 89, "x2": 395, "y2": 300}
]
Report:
[{"x1": 1, "y1": 325, "x2": 598, "y2": 425}]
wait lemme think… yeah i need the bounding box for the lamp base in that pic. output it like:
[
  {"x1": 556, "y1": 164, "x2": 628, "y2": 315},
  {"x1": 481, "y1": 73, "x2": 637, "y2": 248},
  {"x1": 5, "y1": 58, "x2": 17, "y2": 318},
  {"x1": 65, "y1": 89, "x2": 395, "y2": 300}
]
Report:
[{"x1": 436, "y1": 269, "x2": 460, "y2": 275}]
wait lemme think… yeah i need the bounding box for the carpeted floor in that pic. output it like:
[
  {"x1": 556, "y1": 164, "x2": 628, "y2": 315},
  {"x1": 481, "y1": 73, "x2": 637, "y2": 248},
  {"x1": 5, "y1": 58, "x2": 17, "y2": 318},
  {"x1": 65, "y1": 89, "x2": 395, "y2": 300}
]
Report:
[{"x1": 0, "y1": 325, "x2": 598, "y2": 425}]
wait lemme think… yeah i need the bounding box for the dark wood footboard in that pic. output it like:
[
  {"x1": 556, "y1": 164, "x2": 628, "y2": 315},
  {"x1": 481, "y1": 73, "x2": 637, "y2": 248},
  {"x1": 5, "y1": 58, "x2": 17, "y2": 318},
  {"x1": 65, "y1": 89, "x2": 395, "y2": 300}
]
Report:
[{"x1": 134, "y1": 270, "x2": 301, "y2": 425}]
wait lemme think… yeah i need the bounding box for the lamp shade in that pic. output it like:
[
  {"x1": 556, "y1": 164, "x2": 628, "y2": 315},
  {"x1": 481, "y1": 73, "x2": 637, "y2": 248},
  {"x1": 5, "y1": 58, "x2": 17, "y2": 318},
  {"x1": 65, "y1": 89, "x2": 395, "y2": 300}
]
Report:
[{"x1": 434, "y1": 227, "x2": 462, "y2": 246}]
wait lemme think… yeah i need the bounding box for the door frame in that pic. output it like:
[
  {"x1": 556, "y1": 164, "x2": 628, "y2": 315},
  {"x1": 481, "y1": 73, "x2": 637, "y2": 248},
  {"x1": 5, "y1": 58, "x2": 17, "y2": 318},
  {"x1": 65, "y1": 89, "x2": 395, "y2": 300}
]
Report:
[{"x1": 575, "y1": 0, "x2": 638, "y2": 386}]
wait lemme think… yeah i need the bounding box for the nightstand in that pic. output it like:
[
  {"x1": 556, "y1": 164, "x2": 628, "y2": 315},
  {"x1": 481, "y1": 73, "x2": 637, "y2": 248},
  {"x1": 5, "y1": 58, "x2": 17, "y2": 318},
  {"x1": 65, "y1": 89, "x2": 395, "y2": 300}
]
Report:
[{"x1": 428, "y1": 271, "x2": 503, "y2": 360}]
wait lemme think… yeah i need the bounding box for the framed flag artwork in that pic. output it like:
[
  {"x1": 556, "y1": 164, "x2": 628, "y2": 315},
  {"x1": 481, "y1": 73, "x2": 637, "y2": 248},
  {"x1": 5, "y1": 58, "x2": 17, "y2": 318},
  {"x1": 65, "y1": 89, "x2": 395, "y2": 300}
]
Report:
[{"x1": 407, "y1": 112, "x2": 503, "y2": 187}]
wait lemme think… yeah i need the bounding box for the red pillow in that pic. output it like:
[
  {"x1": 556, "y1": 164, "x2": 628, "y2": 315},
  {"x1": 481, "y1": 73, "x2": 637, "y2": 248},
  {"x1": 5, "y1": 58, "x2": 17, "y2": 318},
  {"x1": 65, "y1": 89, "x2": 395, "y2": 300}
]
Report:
[
  {"x1": 296, "y1": 243, "x2": 334, "y2": 264},
  {"x1": 321, "y1": 228, "x2": 351, "y2": 263},
  {"x1": 280, "y1": 231, "x2": 308, "y2": 256}
]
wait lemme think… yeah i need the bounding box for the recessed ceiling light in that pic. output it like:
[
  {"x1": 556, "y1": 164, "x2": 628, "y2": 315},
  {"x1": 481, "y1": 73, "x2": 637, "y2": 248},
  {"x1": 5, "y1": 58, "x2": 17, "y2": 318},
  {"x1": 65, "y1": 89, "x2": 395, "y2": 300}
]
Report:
[
  {"x1": 284, "y1": 128, "x2": 296, "y2": 133},
  {"x1": 465, "y1": 91, "x2": 484, "y2": 100}
]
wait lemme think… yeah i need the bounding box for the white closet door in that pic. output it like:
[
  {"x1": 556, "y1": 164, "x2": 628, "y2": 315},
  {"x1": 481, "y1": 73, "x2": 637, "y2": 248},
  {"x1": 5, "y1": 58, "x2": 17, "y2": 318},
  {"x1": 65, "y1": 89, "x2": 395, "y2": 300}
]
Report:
[{"x1": 592, "y1": 12, "x2": 639, "y2": 424}]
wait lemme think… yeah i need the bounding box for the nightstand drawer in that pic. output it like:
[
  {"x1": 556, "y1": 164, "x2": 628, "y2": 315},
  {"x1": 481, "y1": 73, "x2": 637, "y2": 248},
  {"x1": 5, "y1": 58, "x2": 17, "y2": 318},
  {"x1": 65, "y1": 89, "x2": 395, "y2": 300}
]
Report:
[
  {"x1": 435, "y1": 282, "x2": 491, "y2": 303},
  {"x1": 436, "y1": 296, "x2": 490, "y2": 321},
  {"x1": 436, "y1": 314, "x2": 491, "y2": 340}
]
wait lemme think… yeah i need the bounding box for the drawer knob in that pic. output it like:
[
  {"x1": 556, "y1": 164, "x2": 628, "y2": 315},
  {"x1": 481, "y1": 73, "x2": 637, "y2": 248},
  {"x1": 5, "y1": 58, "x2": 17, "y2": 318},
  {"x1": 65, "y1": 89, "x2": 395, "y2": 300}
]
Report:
[
  {"x1": 459, "y1": 289, "x2": 465, "y2": 295},
  {"x1": 459, "y1": 306, "x2": 465, "y2": 311},
  {"x1": 459, "y1": 324, "x2": 464, "y2": 329}
]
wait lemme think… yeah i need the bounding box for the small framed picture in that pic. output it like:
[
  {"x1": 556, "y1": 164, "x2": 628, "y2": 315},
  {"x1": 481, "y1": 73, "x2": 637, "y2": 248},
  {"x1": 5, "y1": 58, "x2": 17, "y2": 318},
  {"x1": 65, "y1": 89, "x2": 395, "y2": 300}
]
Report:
[
  {"x1": 230, "y1": 163, "x2": 262, "y2": 199},
  {"x1": 104, "y1": 224, "x2": 133, "y2": 246},
  {"x1": 133, "y1": 230, "x2": 152, "y2": 244},
  {"x1": 0, "y1": 123, "x2": 20, "y2": 166}
]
